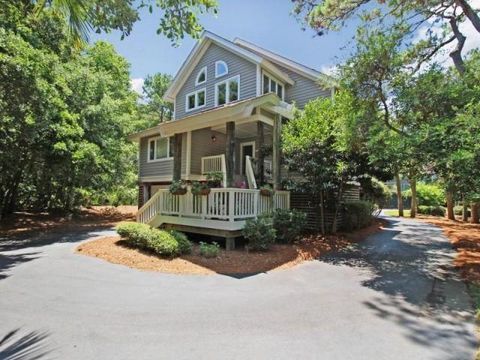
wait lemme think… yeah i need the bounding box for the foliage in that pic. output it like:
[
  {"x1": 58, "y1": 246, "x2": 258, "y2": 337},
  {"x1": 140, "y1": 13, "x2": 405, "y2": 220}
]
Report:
[
  {"x1": 454, "y1": 205, "x2": 470, "y2": 216},
  {"x1": 342, "y1": 201, "x2": 375, "y2": 231},
  {"x1": 141, "y1": 73, "x2": 173, "y2": 122},
  {"x1": 169, "y1": 180, "x2": 187, "y2": 194},
  {"x1": 199, "y1": 241, "x2": 220, "y2": 258},
  {"x1": 360, "y1": 177, "x2": 392, "y2": 209},
  {"x1": 417, "y1": 205, "x2": 446, "y2": 217},
  {"x1": 259, "y1": 184, "x2": 274, "y2": 196},
  {"x1": 116, "y1": 222, "x2": 190, "y2": 257},
  {"x1": 242, "y1": 215, "x2": 276, "y2": 251},
  {"x1": 205, "y1": 171, "x2": 223, "y2": 187},
  {"x1": 403, "y1": 183, "x2": 445, "y2": 207},
  {"x1": 272, "y1": 209, "x2": 307, "y2": 244},
  {"x1": 168, "y1": 230, "x2": 192, "y2": 254},
  {"x1": 190, "y1": 181, "x2": 210, "y2": 195}
]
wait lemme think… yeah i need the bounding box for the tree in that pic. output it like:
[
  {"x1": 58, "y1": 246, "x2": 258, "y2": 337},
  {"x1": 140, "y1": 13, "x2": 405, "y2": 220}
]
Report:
[
  {"x1": 32, "y1": 0, "x2": 218, "y2": 44},
  {"x1": 142, "y1": 73, "x2": 174, "y2": 123}
]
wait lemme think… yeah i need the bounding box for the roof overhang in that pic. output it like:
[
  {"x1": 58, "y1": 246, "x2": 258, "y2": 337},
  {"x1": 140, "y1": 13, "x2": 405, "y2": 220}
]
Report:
[{"x1": 128, "y1": 93, "x2": 294, "y2": 141}]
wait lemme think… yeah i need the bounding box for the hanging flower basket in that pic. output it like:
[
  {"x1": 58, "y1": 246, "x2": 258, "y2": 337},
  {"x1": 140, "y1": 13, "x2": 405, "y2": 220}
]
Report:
[
  {"x1": 169, "y1": 180, "x2": 187, "y2": 195},
  {"x1": 191, "y1": 181, "x2": 211, "y2": 196},
  {"x1": 171, "y1": 188, "x2": 187, "y2": 196},
  {"x1": 260, "y1": 186, "x2": 274, "y2": 197}
]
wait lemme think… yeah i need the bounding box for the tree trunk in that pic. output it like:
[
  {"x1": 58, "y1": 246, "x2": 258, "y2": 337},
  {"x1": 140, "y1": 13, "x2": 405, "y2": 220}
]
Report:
[
  {"x1": 225, "y1": 122, "x2": 236, "y2": 187},
  {"x1": 319, "y1": 190, "x2": 325, "y2": 235},
  {"x1": 449, "y1": 17, "x2": 466, "y2": 74},
  {"x1": 395, "y1": 172, "x2": 404, "y2": 217},
  {"x1": 272, "y1": 115, "x2": 282, "y2": 190},
  {"x1": 173, "y1": 133, "x2": 182, "y2": 181},
  {"x1": 471, "y1": 202, "x2": 479, "y2": 224},
  {"x1": 409, "y1": 178, "x2": 417, "y2": 218},
  {"x1": 446, "y1": 191, "x2": 455, "y2": 220},
  {"x1": 455, "y1": 0, "x2": 480, "y2": 34},
  {"x1": 462, "y1": 197, "x2": 469, "y2": 222},
  {"x1": 256, "y1": 121, "x2": 265, "y2": 185},
  {"x1": 331, "y1": 183, "x2": 344, "y2": 234}
]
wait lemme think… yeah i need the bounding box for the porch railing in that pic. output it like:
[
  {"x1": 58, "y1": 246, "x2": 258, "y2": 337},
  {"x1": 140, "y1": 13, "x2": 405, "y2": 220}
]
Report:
[{"x1": 137, "y1": 188, "x2": 290, "y2": 225}]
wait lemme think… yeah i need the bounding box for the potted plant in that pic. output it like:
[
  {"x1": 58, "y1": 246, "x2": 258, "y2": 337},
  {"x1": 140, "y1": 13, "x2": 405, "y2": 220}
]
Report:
[
  {"x1": 169, "y1": 180, "x2": 187, "y2": 195},
  {"x1": 191, "y1": 181, "x2": 211, "y2": 196},
  {"x1": 260, "y1": 184, "x2": 274, "y2": 197},
  {"x1": 206, "y1": 171, "x2": 224, "y2": 188}
]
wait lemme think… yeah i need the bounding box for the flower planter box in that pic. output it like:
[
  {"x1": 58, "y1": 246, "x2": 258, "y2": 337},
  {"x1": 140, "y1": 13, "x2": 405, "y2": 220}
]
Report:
[
  {"x1": 260, "y1": 189, "x2": 273, "y2": 197},
  {"x1": 171, "y1": 188, "x2": 187, "y2": 196},
  {"x1": 192, "y1": 188, "x2": 211, "y2": 196}
]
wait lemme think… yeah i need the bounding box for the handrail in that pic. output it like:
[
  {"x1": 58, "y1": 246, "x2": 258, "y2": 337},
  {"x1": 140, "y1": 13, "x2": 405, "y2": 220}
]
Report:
[{"x1": 245, "y1": 155, "x2": 257, "y2": 189}]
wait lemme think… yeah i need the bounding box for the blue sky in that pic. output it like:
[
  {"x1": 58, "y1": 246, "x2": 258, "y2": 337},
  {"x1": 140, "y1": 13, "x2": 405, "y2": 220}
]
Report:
[{"x1": 92, "y1": 0, "x2": 358, "y2": 94}]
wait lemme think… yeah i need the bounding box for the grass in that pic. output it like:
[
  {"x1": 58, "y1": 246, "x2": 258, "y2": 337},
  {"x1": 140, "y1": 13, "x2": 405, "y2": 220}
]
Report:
[{"x1": 383, "y1": 209, "x2": 411, "y2": 217}]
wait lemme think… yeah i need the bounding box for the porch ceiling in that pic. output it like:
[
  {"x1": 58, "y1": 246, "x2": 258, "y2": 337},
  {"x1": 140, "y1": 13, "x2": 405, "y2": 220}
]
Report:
[{"x1": 212, "y1": 121, "x2": 272, "y2": 139}]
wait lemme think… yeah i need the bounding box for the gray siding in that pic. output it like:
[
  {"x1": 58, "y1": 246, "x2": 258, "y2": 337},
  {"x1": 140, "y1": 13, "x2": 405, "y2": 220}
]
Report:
[
  {"x1": 175, "y1": 43, "x2": 257, "y2": 120},
  {"x1": 139, "y1": 133, "x2": 187, "y2": 179},
  {"x1": 190, "y1": 129, "x2": 227, "y2": 174}
]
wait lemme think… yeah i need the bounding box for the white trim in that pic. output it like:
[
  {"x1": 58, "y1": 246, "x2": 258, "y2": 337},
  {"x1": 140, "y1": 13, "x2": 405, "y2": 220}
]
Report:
[
  {"x1": 215, "y1": 60, "x2": 229, "y2": 78},
  {"x1": 195, "y1": 66, "x2": 207, "y2": 86},
  {"x1": 256, "y1": 64, "x2": 262, "y2": 96},
  {"x1": 185, "y1": 87, "x2": 206, "y2": 112},
  {"x1": 240, "y1": 141, "x2": 256, "y2": 175},
  {"x1": 185, "y1": 131, "x2": 192, "y2": 176},
  {"x1": 147, "y1": 136, "x2": 173, "y2": 163},
  {"x1": 214, "y1": 75, "x2": 240, "y2": 107},
  {"x1": 262, "y1": 71, "x2": 285, "y2": 101}
]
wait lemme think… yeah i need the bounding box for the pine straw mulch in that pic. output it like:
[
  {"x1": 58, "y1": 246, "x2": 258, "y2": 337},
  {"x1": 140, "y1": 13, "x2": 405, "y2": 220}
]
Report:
[
  {"x1": 76, "y1": 220, "x2": 386, "y2": 276},
  {"x1": 0, "y1": 206, "x2": 137, "y2": 239},
  {"x1": 415, "y1": 215, "x2": 480, "y2": 284}
]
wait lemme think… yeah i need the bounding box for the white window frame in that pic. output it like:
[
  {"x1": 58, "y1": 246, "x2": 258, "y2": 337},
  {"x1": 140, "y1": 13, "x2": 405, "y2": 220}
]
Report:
[
  {"x1": 195, "y1": 66, "x2": 207, "y2": 86},
  {"x1": 185, "y1": 88, "x2": 206, "y2": 112},
  {"x1": 240, "y1": 141, "x2": 256, "y2": 176},
  {"x1": 262, "y1": 72, "x2": 285, "y2": 100},
  {"x1": 215, "y1": 60, "x2": 229, "y2": 78},
  {"x1": 214, "y1": 75, "x2": 240, "y2": 107},
  {"x1": 147, "y1": 136, "x2": 173, "y2": 163}
]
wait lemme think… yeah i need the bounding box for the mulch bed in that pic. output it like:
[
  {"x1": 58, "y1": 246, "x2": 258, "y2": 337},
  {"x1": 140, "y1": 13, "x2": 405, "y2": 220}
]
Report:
[
  {"x1": 416, "y1": 216, "x2": 480, "y2": 283},
  {"x1": 76, "y1": 220, "x2": 385, "y2": 276}
]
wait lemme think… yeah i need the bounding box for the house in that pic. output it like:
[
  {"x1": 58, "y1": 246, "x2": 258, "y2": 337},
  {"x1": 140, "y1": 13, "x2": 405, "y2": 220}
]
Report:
[{"x1": 129, "y1": 31, "x2": 333, "y2": 247}]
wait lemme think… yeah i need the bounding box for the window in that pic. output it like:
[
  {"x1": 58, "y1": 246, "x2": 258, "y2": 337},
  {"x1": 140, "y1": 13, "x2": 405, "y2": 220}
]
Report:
[
  {"x1": 195, "y1": 66, "x2": 207, "y2": 85},
  {"x1": 148, "y1": 137, "x2": 173, "y2": 162},
  {"x1": 215, "y1": 61, "x2": 228, "y2": 78},
  {"x1": 185, "y1": 88, "x2": 206, "y2": 112},
  {"x1": 215, "y1": 75, "x2": 240, "y2": 106},
  {"x1": 262, "y1": 73, "x2": 285, "y2": 100}
]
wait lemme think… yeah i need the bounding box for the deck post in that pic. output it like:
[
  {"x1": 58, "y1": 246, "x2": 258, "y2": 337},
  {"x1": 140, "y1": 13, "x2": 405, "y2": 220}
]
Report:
[
  {"x1": 173, "y1": 133, "x2": 182, "y2": 181},
  {"x1": 256, "y1": 121, "x2": 265, "y2": 185},
  {"x1": 225, "y1": 237, "x2": 236, "y2": 251},
  {"x1": 272, "y1": 114, "x2": 282, "y2": 190},
  {"x1": 226, "y1": 122, "x2": 236, "y2": 187}
]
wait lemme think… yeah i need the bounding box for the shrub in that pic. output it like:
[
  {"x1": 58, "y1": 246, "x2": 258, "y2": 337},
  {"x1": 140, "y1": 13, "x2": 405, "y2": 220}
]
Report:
[
  {"x1": 418, "y1": 205, "x2": 446, "y2": 217},
  {"x1": 361, "y1": 177, "x2": 391, "y2": 209},
  {"x1": 169, "y1": 230, "x2": 192, "y2": 254},
  {"x1": 403, "y1": 182, "x2": 445, "y2": 206},
  {"x1": 272, "y1": 209, "x2": 307, "y2": 243},
  {"x1": 242, "y1": 215, "x2": 276, "y2": 251},
  {"x1": 116, "y1": 222, "x2": 190, "y2": 257},
  {"x1": 199, "y1": 242, "x2": 220, "y2": 258},
  {"x1": 342, "y1": 201, "x2": 375, "y2": 231}
]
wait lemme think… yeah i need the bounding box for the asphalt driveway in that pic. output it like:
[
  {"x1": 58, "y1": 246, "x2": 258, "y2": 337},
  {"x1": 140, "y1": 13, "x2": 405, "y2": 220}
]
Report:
[{"x1": 0, "y1": 216, "x2": 477, "y2": 360}]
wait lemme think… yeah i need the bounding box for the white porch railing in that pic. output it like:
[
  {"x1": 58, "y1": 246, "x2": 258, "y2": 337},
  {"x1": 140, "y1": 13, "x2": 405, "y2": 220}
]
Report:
[
  {"x1": 137, "y1": 188, "x2": 290, "y2": 227},
  {"x1": 245, "y1": 155, "x2": 257, "y2": 189},
  {"x1": 201, "y1": 154, "x2": 227, "y2": 187}
]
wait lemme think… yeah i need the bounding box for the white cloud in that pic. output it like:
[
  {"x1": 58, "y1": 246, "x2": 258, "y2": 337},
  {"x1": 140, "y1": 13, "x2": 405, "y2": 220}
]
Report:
[
  {"x1": 320, "y1": 64, "x2": 338, "y2": 76},
  {"x1": 130, "y1": 78, "x2": 145, "y2": 96}
]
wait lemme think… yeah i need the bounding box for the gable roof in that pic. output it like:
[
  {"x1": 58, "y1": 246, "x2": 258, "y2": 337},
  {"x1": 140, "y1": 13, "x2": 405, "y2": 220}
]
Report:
[
  {"x1": 233, "y1": 38, "x2": 332, "y2": 83},
  {"x1": 163, "y1": 31, "x2": 294, "y2": 102}
]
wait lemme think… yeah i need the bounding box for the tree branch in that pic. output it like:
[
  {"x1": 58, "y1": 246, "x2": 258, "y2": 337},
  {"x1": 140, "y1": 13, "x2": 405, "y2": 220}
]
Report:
[
  {"x1": 455, "y1": 0, "x2": 480, "y2": 33},
  {"x1": 449, "y1": 17, "x2": 466, "y2": 73}
]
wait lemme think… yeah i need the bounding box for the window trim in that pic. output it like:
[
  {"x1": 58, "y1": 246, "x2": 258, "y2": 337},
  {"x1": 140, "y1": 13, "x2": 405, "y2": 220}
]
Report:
[
  {"x1": 262, "y1": 72, "x2": 285, "y2": 100},
  {"x1": 195, "y1": 66, "x2": 207, "y2": 86},
  {"x1": 185, "y1": 88, "x2": 206, "y2": 112},
  {"x1": 215, "y1": 60, "x2": 229, "y2": 78},
  {"x1": 147, "y1": 136, "x2": 173, "y2": 163},
  {"x1": 214, "y1": 75, "x2": 240, "y2": 107}
]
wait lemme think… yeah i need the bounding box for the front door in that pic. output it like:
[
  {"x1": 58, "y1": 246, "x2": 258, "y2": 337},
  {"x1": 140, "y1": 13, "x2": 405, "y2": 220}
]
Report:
[{"x1": 240, "y1": 142, "x2": 255, "y2": 175}]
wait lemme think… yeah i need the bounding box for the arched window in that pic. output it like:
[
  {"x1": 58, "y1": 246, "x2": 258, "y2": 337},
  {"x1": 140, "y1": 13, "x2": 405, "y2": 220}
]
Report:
[
  {"x1": 215, "y1": 61, "x2": 228, "y2": 78},
  {"x1": 195, "y1": 66, "x2": 207, "y2": 85}
]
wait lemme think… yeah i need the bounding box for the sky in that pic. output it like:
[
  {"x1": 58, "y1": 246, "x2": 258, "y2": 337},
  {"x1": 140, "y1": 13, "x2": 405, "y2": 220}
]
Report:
[
  {"x1": 92, "y1": 0, "x2": 480, "y2": 95},
  {"x1": 92, "y1": 0, "x2": 358, "y2": 94}
]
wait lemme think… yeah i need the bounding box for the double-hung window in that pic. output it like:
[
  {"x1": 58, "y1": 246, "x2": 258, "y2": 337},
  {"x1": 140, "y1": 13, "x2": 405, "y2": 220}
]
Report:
[
  {"x1": 185, "y1": 88, "x2": 206, "y2": 112},
  {"x1": 148, "y1": 137, "x2": 173, "y2": 162},
  {"x1": 263, "y1": 74, "x2": 284, "y2": 100},
  {"x1": 215, "y1": 75, "x2": 240, "y2": 106}
]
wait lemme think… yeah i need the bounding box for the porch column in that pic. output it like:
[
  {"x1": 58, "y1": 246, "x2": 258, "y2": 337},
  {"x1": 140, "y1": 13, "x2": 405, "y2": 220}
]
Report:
[
  {"x1": 256, "y1": 121, "x2": 265, "y2": 185},
  {"x1": 173, "y1": 133, "x2": 182, "y2": 181},
  {"x1": 272, "y1": 114, "x2": 282, "y2": 190},
  {"x1": 226, "y1": 121, "x2": 236, "y2": 187}
]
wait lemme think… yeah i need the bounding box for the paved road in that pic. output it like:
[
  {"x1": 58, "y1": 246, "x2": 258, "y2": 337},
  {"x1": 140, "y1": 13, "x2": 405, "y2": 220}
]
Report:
[{"x1": 0, "y1": 217, "x2": 477, "y2": 360}]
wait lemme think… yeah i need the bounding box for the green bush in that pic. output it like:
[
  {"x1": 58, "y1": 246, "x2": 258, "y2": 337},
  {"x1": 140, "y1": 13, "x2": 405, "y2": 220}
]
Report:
[
  {"x1": 403, "y1": 182, "x2": 445, "y2": 206},
  {"x1": 242, "y1": 215, "x2": 276, "y2": 251},
  {"x1": 199, "y1": 242, "x2": 220, "y2": 258},
  {"x1": 418, "y1": 205, "x2": 446, "y2": 217},
  {"x1": 169, "y1": 230, "x2": 192, "y2": 254},
  {"x1": 116, "y1": 222, "x2": 190, "y2": 257},
  {"x1": 272, "y1": 209, "x2": 307, "y2": 243},
  {"x1": 361, "y1": 177, "x2": 391, "y2": 208},
  {"x1": 342, "y1": 201, "x2": 375, "y2": 231}
]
